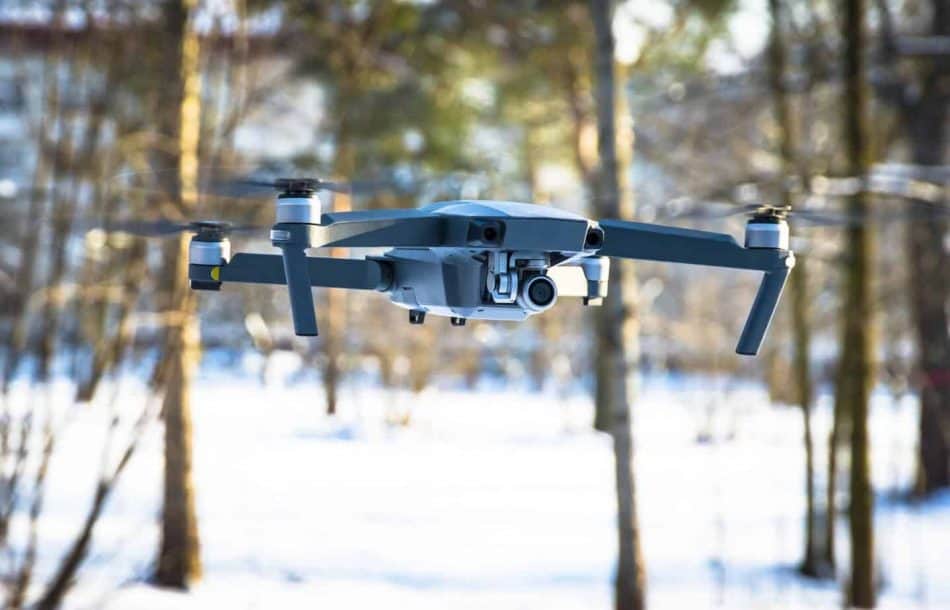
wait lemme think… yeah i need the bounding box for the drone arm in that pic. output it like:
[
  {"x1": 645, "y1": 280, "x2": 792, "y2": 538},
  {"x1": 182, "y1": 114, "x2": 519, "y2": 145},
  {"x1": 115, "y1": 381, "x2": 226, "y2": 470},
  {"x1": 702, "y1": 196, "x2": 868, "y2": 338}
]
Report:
[
  {"x1": 597, "y1": 219, "x2": 794, "y2": 356},
  {"x1": 188, "y1": 253, "x2": 391, "y2": 337},
  {"x1": 597, "y1": 219, "x2": 781, "y2": 271},
  {"x1": 192, "y1": 253, "x2": 389, "y2": 290}
]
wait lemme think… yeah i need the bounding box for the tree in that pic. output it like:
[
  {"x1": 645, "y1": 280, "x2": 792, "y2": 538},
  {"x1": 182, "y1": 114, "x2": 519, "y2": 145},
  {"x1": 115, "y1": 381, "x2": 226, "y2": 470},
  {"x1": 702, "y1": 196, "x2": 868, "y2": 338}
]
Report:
[
  {"x1": 839, "y1": 0, "x2": 876, "y2": 604},
  {"x1": 152, "y1": 0, "x2": 203, "y2": 588},
  {"x1": 766, "y1": 0, "x2": 826, "y2": 578},
  {"x1": 588, "y1": 2, "x2": 646, "y2": 608},
  {"x1": 283, "y1": 0, "x2": 485, "y2": 414},
  {"x1": 874, "y1": 0, "x2": 950, "y2": 496}
]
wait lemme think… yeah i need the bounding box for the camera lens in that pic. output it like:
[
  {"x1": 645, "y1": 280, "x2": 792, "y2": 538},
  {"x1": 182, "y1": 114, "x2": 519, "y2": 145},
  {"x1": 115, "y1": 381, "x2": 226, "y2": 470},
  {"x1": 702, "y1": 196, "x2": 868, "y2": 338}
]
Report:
[
  {"x1": 518, "y1": 275, "x2": 558, "y2": 313},
  {"x1": 528, "y1": 278, "x2": 555, "y2": 305}
]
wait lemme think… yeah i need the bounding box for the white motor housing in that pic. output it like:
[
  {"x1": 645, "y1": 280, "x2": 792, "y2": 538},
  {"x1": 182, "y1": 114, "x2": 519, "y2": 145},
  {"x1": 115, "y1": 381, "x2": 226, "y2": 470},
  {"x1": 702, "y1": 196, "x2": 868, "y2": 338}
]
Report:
[
  {"x1": 276, "y1": 195, "x2": 322, "y2": 224},
  {"x1": 745, "y1": 218, "x2": 789, "y2": 250}
]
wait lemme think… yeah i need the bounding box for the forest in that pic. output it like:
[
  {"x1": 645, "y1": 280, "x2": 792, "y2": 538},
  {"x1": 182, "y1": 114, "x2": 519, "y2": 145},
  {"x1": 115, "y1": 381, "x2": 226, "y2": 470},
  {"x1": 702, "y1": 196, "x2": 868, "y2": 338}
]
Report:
[{"x1": 0, "y1": 0, "x2": 947, "y2": 608}]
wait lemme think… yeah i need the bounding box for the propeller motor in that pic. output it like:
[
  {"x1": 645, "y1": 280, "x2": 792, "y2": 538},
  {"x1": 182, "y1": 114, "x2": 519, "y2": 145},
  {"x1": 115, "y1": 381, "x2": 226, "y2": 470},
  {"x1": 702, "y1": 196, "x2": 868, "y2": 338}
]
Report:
[{"x1": 745, "y1": 206, "x2": 790, "y2": 250}]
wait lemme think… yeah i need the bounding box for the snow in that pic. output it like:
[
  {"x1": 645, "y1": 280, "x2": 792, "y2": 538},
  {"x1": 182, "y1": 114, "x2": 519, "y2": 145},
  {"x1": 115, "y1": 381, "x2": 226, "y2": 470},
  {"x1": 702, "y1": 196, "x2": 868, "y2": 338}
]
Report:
[{"x1": 5, "y1": 365, "x2": 950, "y2": 610}]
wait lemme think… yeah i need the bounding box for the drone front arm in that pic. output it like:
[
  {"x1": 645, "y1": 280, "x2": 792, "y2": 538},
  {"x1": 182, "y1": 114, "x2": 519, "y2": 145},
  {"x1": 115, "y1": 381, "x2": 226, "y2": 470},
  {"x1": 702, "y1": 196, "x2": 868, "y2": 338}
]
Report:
[
  {"x1": 189, "y1": 254, "x2": 390, "y2": 290},
  {"x1": 189, "y1": 253, "x2": 391, "y2": 336},
  {"x1": 597, "y1": 219, "x2": 794, "y2": 356}
]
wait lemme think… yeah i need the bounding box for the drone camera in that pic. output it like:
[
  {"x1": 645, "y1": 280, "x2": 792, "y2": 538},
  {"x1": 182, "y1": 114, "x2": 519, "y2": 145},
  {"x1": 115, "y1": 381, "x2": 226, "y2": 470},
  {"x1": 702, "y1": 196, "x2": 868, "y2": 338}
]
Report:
[{"x1": 518, "y1": 274, "x2": 558, "y2": 313}]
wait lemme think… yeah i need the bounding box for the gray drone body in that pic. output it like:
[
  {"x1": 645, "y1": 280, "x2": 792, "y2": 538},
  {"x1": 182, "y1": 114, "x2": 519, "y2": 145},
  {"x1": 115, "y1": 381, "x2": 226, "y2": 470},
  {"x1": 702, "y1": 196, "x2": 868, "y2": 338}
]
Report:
[{"x1": 186, "y1": 182, "x2": 794, "y2": 356}]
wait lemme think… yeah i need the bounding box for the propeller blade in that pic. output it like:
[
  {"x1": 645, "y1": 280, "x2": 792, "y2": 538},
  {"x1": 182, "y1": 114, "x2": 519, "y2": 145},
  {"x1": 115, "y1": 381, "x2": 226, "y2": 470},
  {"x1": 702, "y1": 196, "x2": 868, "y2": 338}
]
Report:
[
  {"x1": 100, "y1": 219, "x2": 191, "y2": 236},
  {"x1": 95, "y1": 219, "x2": 265, "y2": 238},
  {"x1": 221, "y1": 177, "x2": 356, "y2": 196},
  {"x1": 658, "y1": 197, "x2": 950, "y2": 227}
]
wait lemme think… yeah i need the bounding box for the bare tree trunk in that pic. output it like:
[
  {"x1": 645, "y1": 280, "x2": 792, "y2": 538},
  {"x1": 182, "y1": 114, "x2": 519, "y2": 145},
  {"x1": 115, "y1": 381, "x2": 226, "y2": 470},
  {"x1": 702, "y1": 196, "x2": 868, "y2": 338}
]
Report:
[
  {"x1": 155, "y1": 302, "x2": 202, "y2": 589},
  {"x1": 36, "y1": 395, "x2": 157, "y2": 609},
  {"x1": 904, "y1": 0, "x2": 950, "y2": 497},
  {"x1": 320, "y1": 124, "x2": 355, "y2": 416},
  {"x1": 75, "y1": 240, "x2": 148, "y2": 402},
  {"x1": 6, "y1": 417, "x2": 55, "y2": 610},
  {"x1": 38, "y1": 48, "x2": 111, "y2": 382},
  {"x1": 153, "y1": 0, "x2": 203, "y2": 589},
  {"x1": 824, "y1": 362, "x2": 849, "y2": 572},
  {"x1": 589, "y1": 2, "x2": 646, "y2": 609},
  {"x1": 840, "y1": 0, "x2": 876, "y2": 604},
  {"x1": 1, "y1": 10, "x2": 65, "y2": 392},
  {"x1": 767, "y1": 0, "x2": 824, "y2": 578},
  {"x1": 561, "y1": 45, "x2": 611, "y2": 433}
]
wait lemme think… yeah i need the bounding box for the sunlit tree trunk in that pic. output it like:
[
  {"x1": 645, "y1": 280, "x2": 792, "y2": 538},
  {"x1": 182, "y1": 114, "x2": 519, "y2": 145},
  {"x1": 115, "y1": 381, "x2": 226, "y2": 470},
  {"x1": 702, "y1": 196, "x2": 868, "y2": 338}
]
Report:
[
  {"x1": 589, "y1": 1, "x2": 646, "y2": 608},
  {"x1": 322, "y1": 128, "x2": 354, "y2": 416},
  {"x1": 153, "y1": 0, "x2": 203, "y2": 589},
  {"x1": 840, "y1": 0, "x2": 876, "y2": 604}
]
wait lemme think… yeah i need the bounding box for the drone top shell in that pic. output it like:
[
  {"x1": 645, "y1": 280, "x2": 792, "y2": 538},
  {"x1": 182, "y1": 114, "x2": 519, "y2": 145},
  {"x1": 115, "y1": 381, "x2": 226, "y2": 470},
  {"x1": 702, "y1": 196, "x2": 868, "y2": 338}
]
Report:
[{"x1": 423, "y1": 200, "x2": 590, "y2": 222}]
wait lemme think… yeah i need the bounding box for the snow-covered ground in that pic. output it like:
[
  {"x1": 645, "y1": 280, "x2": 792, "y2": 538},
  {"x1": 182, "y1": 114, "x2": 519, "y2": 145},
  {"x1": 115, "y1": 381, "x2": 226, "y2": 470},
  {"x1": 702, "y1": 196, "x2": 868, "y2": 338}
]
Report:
[{"x1": 6, "y1": 359, "x2": 950, "y2": 610}]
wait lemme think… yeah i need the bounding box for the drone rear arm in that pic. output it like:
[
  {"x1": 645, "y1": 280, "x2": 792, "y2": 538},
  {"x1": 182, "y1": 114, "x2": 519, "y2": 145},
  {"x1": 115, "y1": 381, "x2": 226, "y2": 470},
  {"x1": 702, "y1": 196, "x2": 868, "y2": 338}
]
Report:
[{"x1": 597, "y1": 219, "x2": 794, "y2": 356}]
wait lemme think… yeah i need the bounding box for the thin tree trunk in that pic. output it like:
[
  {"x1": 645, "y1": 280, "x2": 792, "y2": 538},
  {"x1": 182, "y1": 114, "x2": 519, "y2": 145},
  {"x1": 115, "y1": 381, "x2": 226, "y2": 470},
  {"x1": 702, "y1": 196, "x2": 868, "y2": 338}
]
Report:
[
  {"x1": 322, "y1": 122, "x2": 355, "y2": 416},
  {"x1": 38, "y1": 50, "x2": 109, "y2": 382},
  {"x1": 562, "y1": 53, "x2": 611, "y2": 433},
  {"x1": 35, "y1": 395, "x2": 156, "y2": 609},
  {"x1": 1, "y1": 11, "x2": 64, "y2": 392},
  {"x1": 589, "y1": 2, "x2": 646, "y2": 609},
  {"x1": 6, "y1": 417, "x2": 55, "y2": 610},
  {"x1": 840, "y1": 0, "x2": 876, "y2": 604},
  {"x1": 904, "y1": 0, "x2": 950, "y2": 497},
  {"x1": 153, "y1": 0, "x2": 203, "y2": 589},
  {"x1": 155, "y1": 247, "x2": 202, "y2": 590},
  {"x1": 767, "y1": 0, "x2": 824, "y2": 578},
  {"x1": 75, "y1": 239, "x2": 148, "y2": 403},
  {"x1": 824, "y1": 361, "x2": 849, "y2": 572}
]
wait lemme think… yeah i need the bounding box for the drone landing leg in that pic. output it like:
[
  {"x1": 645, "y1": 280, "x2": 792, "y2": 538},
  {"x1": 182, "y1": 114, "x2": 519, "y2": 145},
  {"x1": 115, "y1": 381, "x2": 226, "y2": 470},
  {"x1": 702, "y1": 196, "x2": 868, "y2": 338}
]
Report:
[
  {"x1": 279, "y1": 246, "x2": 319, "y2": 336},
  {"x1": 736, "y1": 266, "x2": 790, "y2": 356}
]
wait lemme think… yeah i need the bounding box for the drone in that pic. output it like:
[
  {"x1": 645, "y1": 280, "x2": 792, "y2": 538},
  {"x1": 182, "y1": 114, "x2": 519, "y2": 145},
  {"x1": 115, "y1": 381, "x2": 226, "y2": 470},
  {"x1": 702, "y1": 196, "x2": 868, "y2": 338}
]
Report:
[{"x1": 144, "y1": 177, "x2": 794, "y2": 356}]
